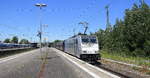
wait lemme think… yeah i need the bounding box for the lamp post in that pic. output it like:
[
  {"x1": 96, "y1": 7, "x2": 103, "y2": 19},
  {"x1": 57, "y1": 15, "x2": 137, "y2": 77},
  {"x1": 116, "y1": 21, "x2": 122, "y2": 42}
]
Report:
[{"x1": 35, "y1": 3, "x2": 47, "y2": 59}]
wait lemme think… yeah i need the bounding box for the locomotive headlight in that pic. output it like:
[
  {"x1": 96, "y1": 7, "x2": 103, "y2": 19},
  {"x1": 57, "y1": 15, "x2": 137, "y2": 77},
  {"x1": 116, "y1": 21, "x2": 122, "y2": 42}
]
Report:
[{"x1": 83, "y1": 51, "x2": 87, "y2": 53}]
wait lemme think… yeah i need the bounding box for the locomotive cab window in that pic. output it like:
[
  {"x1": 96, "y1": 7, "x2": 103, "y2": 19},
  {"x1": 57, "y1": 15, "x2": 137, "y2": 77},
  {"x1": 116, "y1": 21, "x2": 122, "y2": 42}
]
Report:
[
  {"x1": 82, "y1": 38, "x2": 89, "y2": 43},
  {"x1": 90, "y1": 39, "x2": 97, "y2": 43}
]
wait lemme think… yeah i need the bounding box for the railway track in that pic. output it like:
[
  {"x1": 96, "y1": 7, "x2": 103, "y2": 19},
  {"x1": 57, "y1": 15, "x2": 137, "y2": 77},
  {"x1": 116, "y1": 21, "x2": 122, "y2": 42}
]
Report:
[
  {"x1": 92, "y1": 60, "x2": 150, "y2": 78},
  {"x1": 92, "y1": 62, "x2": 130, "y2": 78}
]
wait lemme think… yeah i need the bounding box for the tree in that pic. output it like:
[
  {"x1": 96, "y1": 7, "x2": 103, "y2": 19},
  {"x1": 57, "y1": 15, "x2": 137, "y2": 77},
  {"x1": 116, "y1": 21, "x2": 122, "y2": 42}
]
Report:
[
  {"x1": 11, "y1": 36, "x2": 18, "y2": 43},
  {"x1": 95, "y1": 29, "x2": 105, "y2": 49},
  {"x1": 95, "y1": 1, "x2": 150, "y2": 57},
  {"x1": 3, "y1": 38, "x2": 10, "y2": 43},
  {"x1": 53, "y1": 40, "x2": 62, "y2": 43},
  {"x1": 19, "y1": 39, "x2": 29, "y2": 44},
  {"x1": 124, "y1": 2, "x2": 150, "y2": 56}
]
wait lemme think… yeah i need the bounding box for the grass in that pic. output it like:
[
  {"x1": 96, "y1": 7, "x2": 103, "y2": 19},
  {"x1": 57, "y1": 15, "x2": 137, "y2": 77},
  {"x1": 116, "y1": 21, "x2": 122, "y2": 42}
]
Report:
[{"x1": 101, "y1": 50, "x2": 150, "y2": 68}]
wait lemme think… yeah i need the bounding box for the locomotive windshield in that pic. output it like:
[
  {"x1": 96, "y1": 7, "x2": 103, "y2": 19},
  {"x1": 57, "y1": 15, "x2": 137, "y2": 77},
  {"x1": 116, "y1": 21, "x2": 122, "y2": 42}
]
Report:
[
  {"x1": 81, "y1": 36, "x2": 97, "y2": 43},
  {"x1": 82, "y1": 38, "x2": 89, "y2": 43},
  {"x1": 90, "y1": 39, "x2": 97, "y2": 43}
]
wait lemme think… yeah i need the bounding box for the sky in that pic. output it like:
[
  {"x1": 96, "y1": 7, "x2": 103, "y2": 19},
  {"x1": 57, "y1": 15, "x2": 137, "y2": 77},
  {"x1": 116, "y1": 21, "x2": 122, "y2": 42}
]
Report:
[{"x1": 0, "y1": 0, "x2": 150, "y2": 42}]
